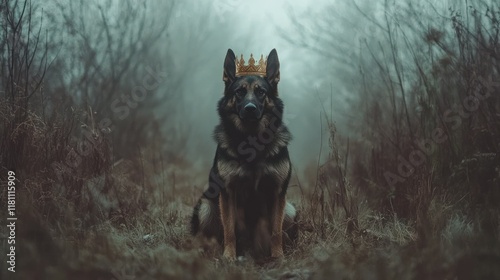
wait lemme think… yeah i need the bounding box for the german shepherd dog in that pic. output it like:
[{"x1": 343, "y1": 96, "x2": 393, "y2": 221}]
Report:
[{"x1": 190, "y1": 49, "x2": 298, "y2": 260}]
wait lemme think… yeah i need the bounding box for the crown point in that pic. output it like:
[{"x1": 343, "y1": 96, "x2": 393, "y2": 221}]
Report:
[
  {"x1": 235, "y1": 52, "x2": 267, "y2": 77},
  {"x1": 249, "y1": 54, "x2": 255, "y2": 66},
  {"x1": 259, "y1": 55, "x2": 265, "y2": 67}
]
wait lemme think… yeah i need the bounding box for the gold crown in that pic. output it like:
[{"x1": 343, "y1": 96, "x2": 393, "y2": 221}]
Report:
[{"x1": 235, "y1": 54, "x2": 266, "y2": 77}]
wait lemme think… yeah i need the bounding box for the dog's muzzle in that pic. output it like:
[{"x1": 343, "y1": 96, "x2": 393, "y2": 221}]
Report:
[{"x1": 240, "y1": 102, "x2": 261, "y2": 120}]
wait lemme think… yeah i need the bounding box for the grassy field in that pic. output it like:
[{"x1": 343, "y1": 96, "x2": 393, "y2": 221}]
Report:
[
  {"x1": 3, "y1": 161, "x2": 499, "y2": 280},
  {"x1": 2, "y1": 128, "x2": 499, "y2": 279}
]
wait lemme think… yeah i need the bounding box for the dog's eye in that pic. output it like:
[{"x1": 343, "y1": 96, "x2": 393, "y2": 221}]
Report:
[
  {"x1": 236, "y1": 88, "x2": 246, "y2": 97},
  {"x1": 256, "y1": 88, "x2": 266, "y2": 96}
]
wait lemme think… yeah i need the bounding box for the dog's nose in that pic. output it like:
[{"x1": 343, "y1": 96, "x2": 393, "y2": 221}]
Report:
[{"x1": 244, "y1": 103, "x2": 257, "y2": 112}]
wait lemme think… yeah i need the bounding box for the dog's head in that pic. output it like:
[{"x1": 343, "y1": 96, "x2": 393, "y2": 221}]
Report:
[{"x1": 219, "y1": 49, "x2": 282, "y2": 132}]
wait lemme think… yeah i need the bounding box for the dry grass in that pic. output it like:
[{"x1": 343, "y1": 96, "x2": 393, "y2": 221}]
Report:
[{"x1": 1, "y1": 128, "x2": 498, "y2": 280}]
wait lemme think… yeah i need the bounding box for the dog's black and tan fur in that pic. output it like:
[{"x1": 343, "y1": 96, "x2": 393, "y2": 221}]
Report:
[{"x1": 190, "y1": 49, "x2": 297, "y2": 260}]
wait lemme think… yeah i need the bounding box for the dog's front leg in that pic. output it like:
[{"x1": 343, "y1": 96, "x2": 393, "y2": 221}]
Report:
[
  {"x1": 270, "y1": 194, "x2": 286, "y2": 258},
  {"x1": 219, "y1": 190, "x2": 236, "y2": 260}
]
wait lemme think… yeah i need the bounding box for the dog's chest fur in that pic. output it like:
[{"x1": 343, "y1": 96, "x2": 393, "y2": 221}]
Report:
[{"x1": 214, "y1": 124, "x2": 291, "y2": 193}]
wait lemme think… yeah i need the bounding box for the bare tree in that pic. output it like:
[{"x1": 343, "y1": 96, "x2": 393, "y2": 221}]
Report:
[{"x1": 0, "y1": 0, "x2": 47, "y2": 170}]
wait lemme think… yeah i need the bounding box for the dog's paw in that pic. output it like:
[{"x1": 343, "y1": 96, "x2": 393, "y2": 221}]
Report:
[
  {"x1": 222, "y1": 248, "x2": 237, "y2": 261},
  {"x1": 271, "y1": 249, "x2": 284, "y2": 259}
]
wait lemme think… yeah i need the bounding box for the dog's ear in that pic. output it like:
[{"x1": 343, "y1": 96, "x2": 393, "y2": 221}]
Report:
[
  {"x1": 223, "y1": 49, "x2": 236, "y2": 85},
  {"x1": 266, "y1": 49, "x2": 280, "y2": 87}
]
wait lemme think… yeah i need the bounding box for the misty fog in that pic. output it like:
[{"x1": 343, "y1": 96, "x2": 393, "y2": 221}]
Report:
[
  {"x1": 164, "y1": 0, "x2": 465, "y2": 175},
  {"x1": 13, "y1": 0, "x2": 483, "y2": 181},
  {"x1": 165, "y1": 0, "x2": 327, "y2": 173},
  {"x1": 163, "y1": 0, "x2": 367, "y2": 177}
]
